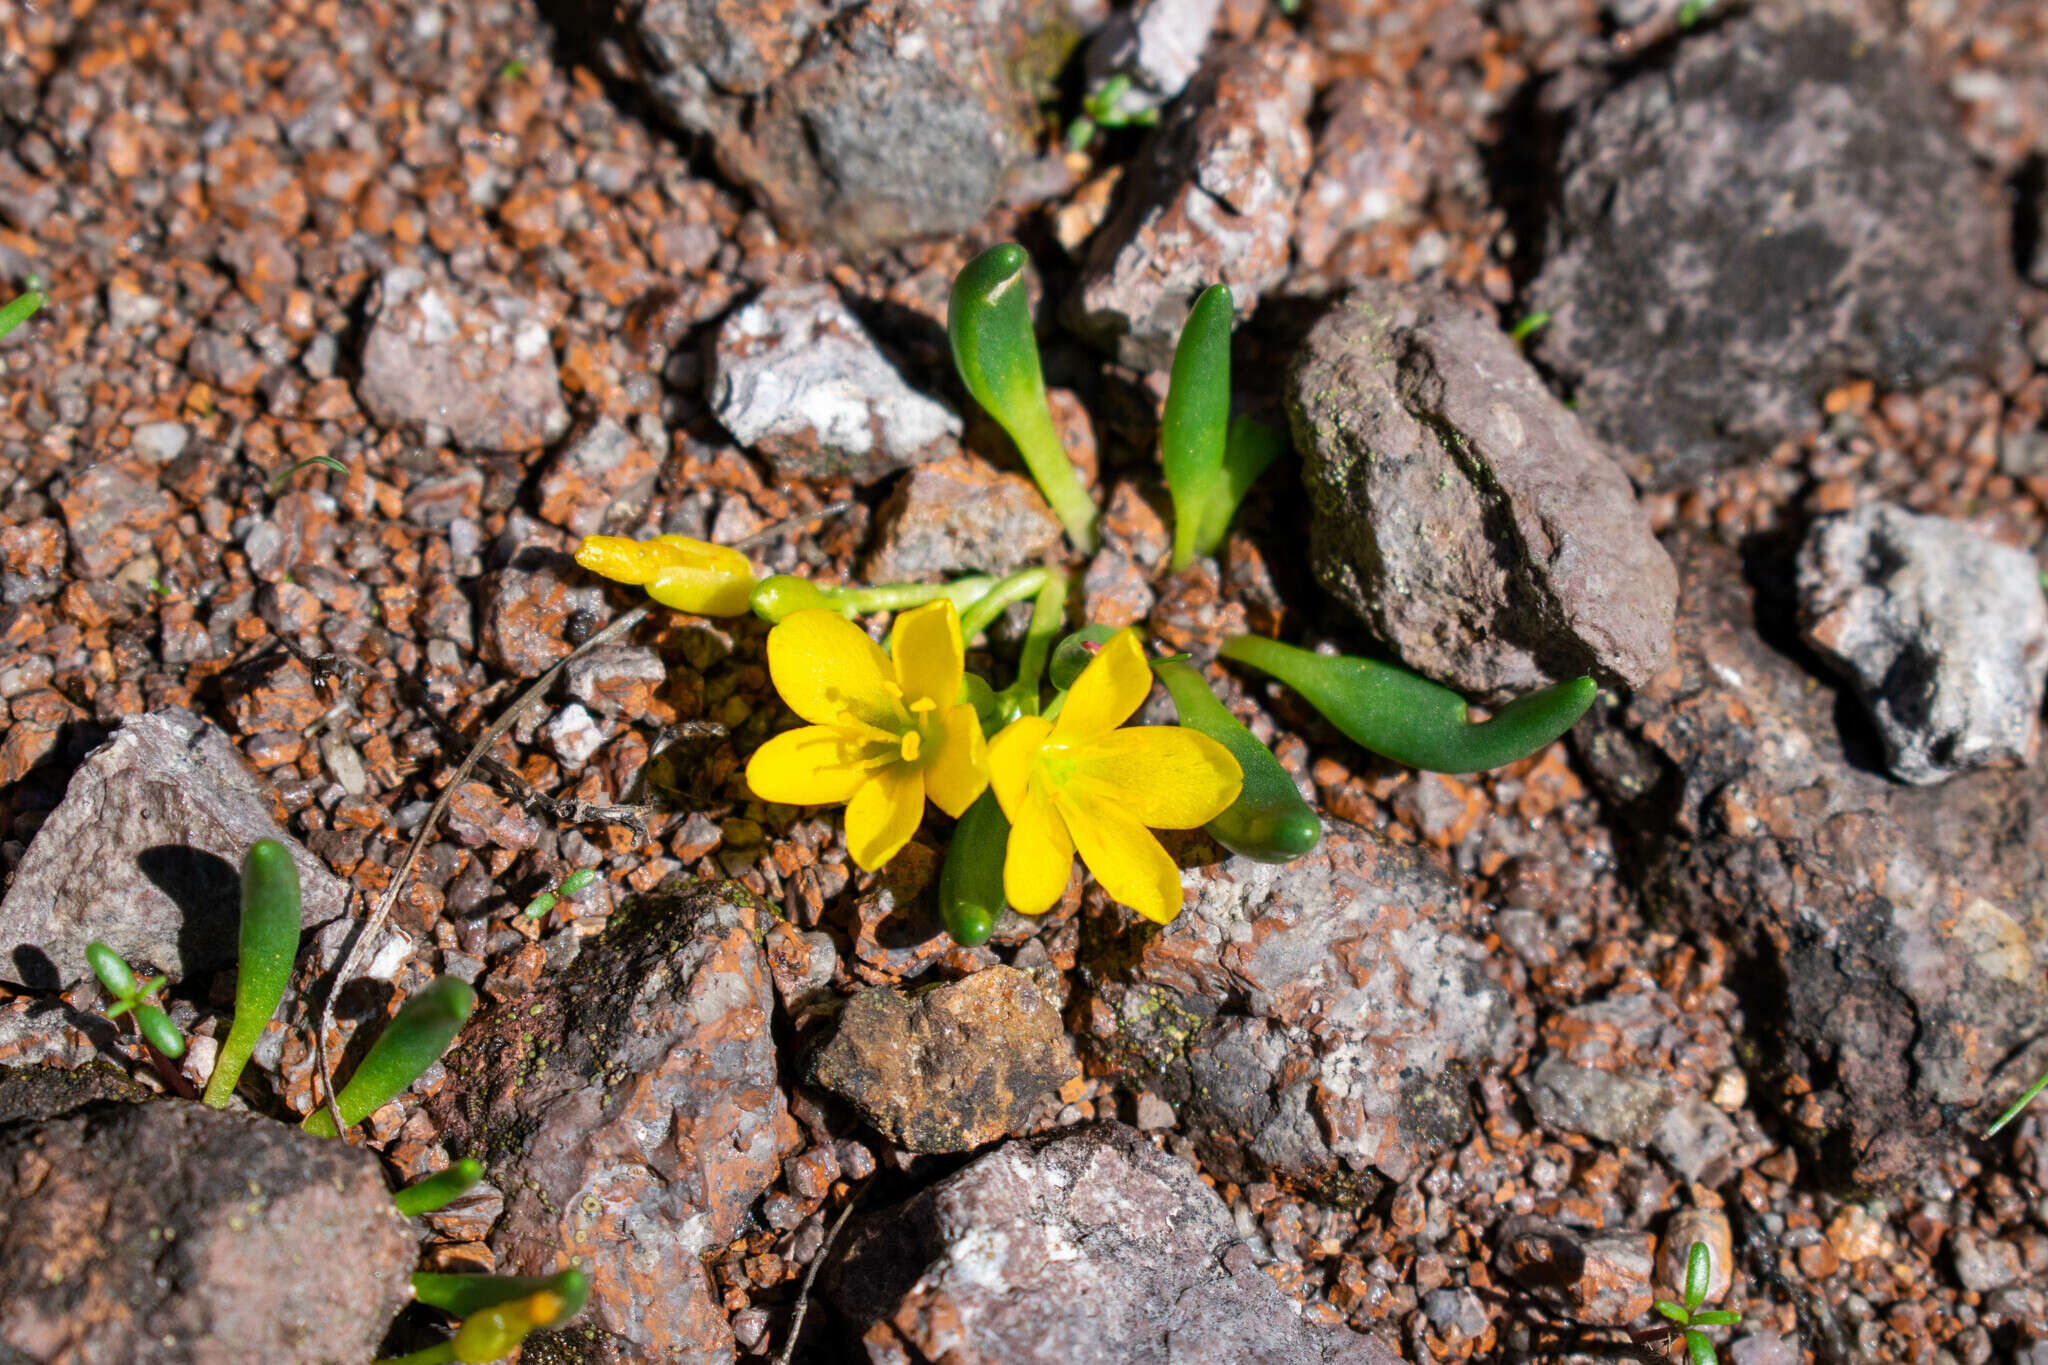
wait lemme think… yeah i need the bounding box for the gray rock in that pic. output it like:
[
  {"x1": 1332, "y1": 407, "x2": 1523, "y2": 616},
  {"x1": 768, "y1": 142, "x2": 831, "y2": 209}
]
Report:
[
  {"x1": 0, "y1": 709, "x2": 347, "y2": 989},
  {"x1": 1729, "y1": 1333, "x2": 1801, "y2": 1365},
  {"x1": 1081, "y1": 0, "x2": 1223, "y2": 122},
  {"x1": 825, "y1": 1122, "x2": 1400, "y2": 1365},
  {"x1": 1528, "y1": 12, "x2": 2016, "y2": 488},
  {"x1": 810, "y1": 965, "x2": 1076, "y2": 1153},
  {"x1": 1069, "y1": 41, "x2": 1314, "y2": 370},
  {"x1": 1797, "y1": 504, "x2": 2048, "y2": 785},
  {"x1": 1653, "y1": 1094, "x2": 1741, "y2": 1183},
  {"x1": 1951, "y1": 1228, "x2": 2022, "y2": 1293},
  {"x1": 711, "y1": 284, "x2": 959, "y2": 483},
  {"x1": 356, "y1": 267, "x2": 568, "y2": 454},
  {"x1": 1523, "y1": 1057, "x2": 1675, "y2": 1148},
  {"x1": 129, "y1": 420, "x2": 190, "y2": 464},
  {"x1": 535, "y1": 417, "x2": 661, "y2": 538},
  {"x1": 428, "y1": 880, "x2": 790, "y2": 1365},
  {"x1": 863, "y1": 454, "x2": 1066, "y2": 580},
  {"x1": 0, "y1": 1103, "x2": 414, "y2": 1364},
  {"x1": 1656, "y1": 1207, "x2": 1734, "y2": 1306},
  {"x1": 564, "y1": 644, "x2": 670, "y2": 719},
  {"x1": 1422, "y1": 1287, "x2": 1490, "y2": 1340},
  {"x1": 1288, "y1": 281, "x2": 1677, "y2": 698},
  {"x1": 1082, "y1": 819, "x2": 1516, "y2": 1200},
  {"x1": 1293, "y1": 78, "x2": 1449, "y2": 271},
  {"x1": 618, "y1": 0, "x2": 1066, "y2": 254},
  {"x1": 1495, "y1": 1217, "x2": 1655, "y2": 1326},
  {"x1": 1581, "y1": 534, "x2": 2048, "y2": 1183}
]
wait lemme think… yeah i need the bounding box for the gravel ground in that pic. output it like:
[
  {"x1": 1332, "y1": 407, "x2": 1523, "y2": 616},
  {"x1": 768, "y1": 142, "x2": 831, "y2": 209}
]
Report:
[{"x1": 3, "y1": 1, "x2": 2048, "y2": 1363}]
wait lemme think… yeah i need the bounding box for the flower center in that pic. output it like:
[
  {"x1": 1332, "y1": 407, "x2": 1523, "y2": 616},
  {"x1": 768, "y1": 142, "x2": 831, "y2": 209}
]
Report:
[{"x1": 899, "y1": 730, "x2": 923, "y2": 763}]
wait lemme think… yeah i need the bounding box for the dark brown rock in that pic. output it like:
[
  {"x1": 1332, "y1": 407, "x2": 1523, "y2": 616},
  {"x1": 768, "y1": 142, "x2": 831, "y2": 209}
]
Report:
[
  {"x1": 428, "y1": 880, "x2": 792, "y2": 1364},
  {"x1": 1081, "y1": 819, "x2": 1516, "y2": 1201},
  {"x1": 1528, "y1": 11, "x2": 2017, "y2": 488},
  {"x1": 0, "y1": 1102, "x2": 414, "y2": 1364},
  {"x1": 825, "y1": 1122, "x2": 1401, "y2": 1365},
  {"x1": 1288, "y1": 281, "x2": 1677, "y2": 699},
  {"x1": 618, "y1": 0, "x2": 1074, "y2": 254},
  {"x1": 862, "y1": 454, "x2": 1065, "y2": 580},
  {"x1": 809, "y1": 964, "x2": 1076, "y2": 1153},
  {"x1": 1069, "y1": 40, "x2": 1314, "y2": 370},
  {"x1": 1583, "y1": 534, "x2": 2048, "y2": 1182},
  {"x1": 0, "y1": 708, "x2": 347, "y2": 989},
  {"x1": 476, "y1": 562, "x2": 609, "y2": 677}
]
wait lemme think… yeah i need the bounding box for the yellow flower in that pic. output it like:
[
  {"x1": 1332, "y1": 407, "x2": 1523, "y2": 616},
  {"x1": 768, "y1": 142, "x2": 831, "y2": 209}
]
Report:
[
  {"x1": 746, "y1": 599, "x2": 989, "y2": 870},
  {"x1": 574, "y1": 534, "x2": 755, "y2": 616},
  {"x1": 988, "y1": 630, "x2": 1241, "y2": 924}
]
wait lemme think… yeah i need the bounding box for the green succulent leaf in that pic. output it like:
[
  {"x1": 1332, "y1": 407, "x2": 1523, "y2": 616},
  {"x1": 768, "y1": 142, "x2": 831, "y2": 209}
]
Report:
[
  {"x1": 1162, "y1": 284, "x2": 1234, "y2": 571},
  {"x1": 1691, "y1": 1310, "x2": 1741, "y2": 1327},
  {"x1": 0, "y1": 290, "x2": 44, "y2": 340},
  {"x1": 135, "y1": 1003, "x2": 186, "y2": 1059},
  {"x1": 938, "y1": 788, "x2": 1009, "y2": 948},
  {"x1": 1685, "y1": 1240, "x2": 1712, "y2": 1313},
  {"x1": 394, "y1": 1159, "x2": 486, "y2": 1218},
  {"x1": 1686, "y1": 1326, "x2": 1718, "y2": 1365},
  {"x1": 86, "y1": 941, "x2": 138, "y2": 999},
  {"x1": 203, "y1": 839, "x2": 302, "y2": 1107},
  {"x1": 302, "y1": 976, "x2": 477, "y2": 1137},
  {"x1": 1654, "y1": 1300, "x2": 1689, "y2": 1326},
  {"x1": 1048, "y1": 624, "x2": 1123, "y2": 692},
  {"x1": 1218, "y1": 635, "x2": 1595, "y2": 774},
  {"x1": 411, "y1": 1267, "x2": 590, "y2": 1318},
  {"x1": 949, "y1": 244, "x2": 1099, "y2": 551}
]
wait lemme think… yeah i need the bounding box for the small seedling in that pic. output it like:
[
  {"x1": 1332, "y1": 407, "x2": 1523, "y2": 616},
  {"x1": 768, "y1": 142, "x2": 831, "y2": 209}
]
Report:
[
  {"x1": 267, "y1": 454, "x2": 350, "y2": 495},
  {"x1": 1652, "y1": 1241, "x2": 1739, "y2": 1365},
  {"x1": 394, "y1": 1158, "x2": 485, "y2": 1218},
  {"x1": 1510, "y1": 311, "x2": 1551, "y2": 345},
  {"x1": 949, "y1": 244, "x2": 1100, "y2": 551},
  {"x1": 87, "y1": 941, "x2": 186, "y2": 1059},
  {"x1": 522, "y1": 867, "x2": 597, "y2": 920},
  {"x1": 302, "y1": 976, "x2": 477, "y2": 1137},
  {"x1": 1218, "y1": 634, "x2": 1596, "y2": 773},
  {"x1": 1158, "y1": 283, "x2": 1284, "y2": 568},
  {"x1": 202, "y1": 839, "x2": 302, "y2": 1106}
]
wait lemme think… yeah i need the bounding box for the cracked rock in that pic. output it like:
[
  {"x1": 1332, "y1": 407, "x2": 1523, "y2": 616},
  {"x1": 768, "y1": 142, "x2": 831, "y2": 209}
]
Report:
[
  {"x1": 1796, "y1": 503, "x2": 2048, "y2": 785},
  {"x1": 863, "y1": 454, "x2": 1065, "y2": 580},
  {"x1": 428, "y1": 880, "x2": 793, "y2": 1365},
  {"x1": 712, "y1": 284, "x2": 960, "y2": 482},
  {"x1": 824, "y1": 1121, "x2": 1401, "y2": 1364},
  {"x1": 1289, "y1": 280, "x2": 1677, "y2": 698},
  {"x1": 0, "y1": 708, "x2": 347, "y2": 989},
  {"x1": 1081, "y1": 819, "x2": 1516, "y2": 1201}
]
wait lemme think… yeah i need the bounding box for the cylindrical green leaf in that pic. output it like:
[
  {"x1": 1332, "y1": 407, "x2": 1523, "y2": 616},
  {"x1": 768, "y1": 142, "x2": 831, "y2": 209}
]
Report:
[
  {"x1": 302, "y1": 977, "x2": 476, "y2": 1136},
  {"x1": 394, "y1": 1158, "x2": 485, "y2": 1218},
  {"x1": 1192, "y1": 415, "x2": 1285, "y2": 557},
  {"x1": 86, "y1": 940, "x2": 137, "y2": 1000},
  {"x1": 938, "y1": 789, "x2": 1010, "y2": 947},
  {"x1": 0, "y1": 290, "x2": 45, "y2": 340},
  {"x1": 1153, "y1": 656, "x2": 1319, "y2": 863},
  {"x1": 1684, "y1": 1240, "x2": 1711, "y2": 1313},
  {"x1": 203, "y1": 839, "x2": 302, "y2": 1106},
  {"x1": 1685, "y1": 1327, "x2": 1716, "y2": 1365},
  {"x1": 949, "y1": 244, "x2": 1098, "y2": 551},
  {"x1": 412, "y1": 1268, "x2": 590, "y2": 1319},
  {"x1": 136, "y1": 1003, "x2": 186, "y2": 1059},
  {"x1": 1163, "y1": 284, "x2": 1233, "y2": 571},
  {"x1": 1218, "y1": 635, "x2": 1595, "y2": 774}
]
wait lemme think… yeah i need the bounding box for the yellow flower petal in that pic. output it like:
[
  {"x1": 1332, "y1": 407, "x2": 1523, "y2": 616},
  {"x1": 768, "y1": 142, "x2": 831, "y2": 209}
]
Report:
[
  {"x1": 1067, "y1": 726, "x2": 1241, "y2": 828},
  {"x1": 745, "y1": 725, "x2": 881, "y2": 806},
  {"x1": 767, "y1": 610, "x2": 908, "y2": 731},
  {"x1": 922, "y1": 703, "x2": 989, "y2": 818},
  {"x1": 1052, "y1": 629, "x2": 1152, "y2": 741},
  {"x1": 1003, "y1": 777, "x2": 1074, "y2": 915},
  {"x1": 844, "y1": 762, "x2": 925, "y2": 871},
  {"x1": 988, "y1": 715, "x2": 1054, "y2": 816},
  {"x1": 889, "y1": 599, "x2": 964, "y2": 712},
  {"x1": 1057, "y1": 790, "x2": 1186, "y2": 924}
]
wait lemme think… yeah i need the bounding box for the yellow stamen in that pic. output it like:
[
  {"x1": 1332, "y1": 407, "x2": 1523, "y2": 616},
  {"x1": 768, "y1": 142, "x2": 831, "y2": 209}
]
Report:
[
  {"x1": 908, "y1": 696, "x2": 938, "y2": 714},
  {"x1": 899, "y1": 730, "x2": 923, "y2": 762}
]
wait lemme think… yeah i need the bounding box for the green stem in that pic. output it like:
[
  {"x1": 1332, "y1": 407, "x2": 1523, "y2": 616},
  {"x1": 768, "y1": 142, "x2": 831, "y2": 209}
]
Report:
[
  {"x1": 1218, "y1": 635, "x2": 1596, "y2": 774},
  {"x1": 1010, "y1": 414, "x2": 1099, "y2": 554},
  {"x1": 839, "y1": 577, "x2": 995, "y2": 615},
  {"x1": 991, "y1": 571, "x2": 1070, "y2": 720},
  {"x1": 957, "y1": 566, "x2": 1054, "y2": 644},
  {"x1": 1986, "y1": 1064, "x2": 2048, "y2": 1138}
]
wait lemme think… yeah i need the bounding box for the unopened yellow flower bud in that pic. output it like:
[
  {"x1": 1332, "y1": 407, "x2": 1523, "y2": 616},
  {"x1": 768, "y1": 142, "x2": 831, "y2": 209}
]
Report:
[{"x1": 573, "y1": 535, "x2": 755, "y2": 617}]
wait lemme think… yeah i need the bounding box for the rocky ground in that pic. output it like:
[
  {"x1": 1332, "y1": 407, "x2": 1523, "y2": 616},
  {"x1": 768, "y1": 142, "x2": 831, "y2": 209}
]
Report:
[{"x1": 2, "y1": 0, "x2": 2048, "y2": 1362}]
